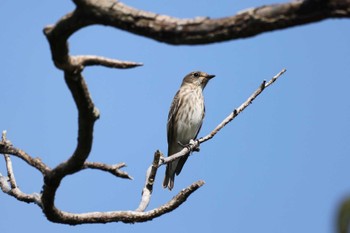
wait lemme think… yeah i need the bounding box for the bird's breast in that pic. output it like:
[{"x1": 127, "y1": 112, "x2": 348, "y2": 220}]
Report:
[{"x1": 174, "y1": 88, "x2": 204, "y2": 143}]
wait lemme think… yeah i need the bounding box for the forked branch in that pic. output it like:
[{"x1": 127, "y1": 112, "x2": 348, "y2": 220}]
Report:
[
  {"x1": 0, "y1": 68, "x2": 287, "y2": 223},
  {"x1": 159, "y1": 69, "x2": 287, "y2": 165},
  {"x1": 0, "y1": 0, "x2": 297, "y2": 225},
  {"x1": 138, "y1": 69, "x2": 287, "y2": 210}
]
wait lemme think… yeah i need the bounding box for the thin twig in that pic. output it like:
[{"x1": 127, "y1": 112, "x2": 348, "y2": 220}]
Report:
[
  {"x1": 3, "y1": 155, "x2": 17, "y2": 189},
  {"x1": 0, "y1": 142, "x2": 50, "y2": 174},
  {"x1": 83, "y1": 161, "x2": 133, "y2": 179},
  {"x1": 199, "y1": 68, "x2": 286, "y2": 143},
  {"x1": 0, "y1": 131, "x2": 43, "y2": 207},
  {"x1": 73, "y1": 55, "x2": 143, "y2": 69},
  {"x1": 160, "y1": 69, "x2": 287, "y2": 165},
  {"x1": 1, "y1": 131, "x2": 17, "y2": 189}
]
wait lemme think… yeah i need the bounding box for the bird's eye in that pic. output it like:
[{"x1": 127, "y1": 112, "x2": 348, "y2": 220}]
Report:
[{"x1": 193, "y1": 72, "x2": 199, "y2": 77}]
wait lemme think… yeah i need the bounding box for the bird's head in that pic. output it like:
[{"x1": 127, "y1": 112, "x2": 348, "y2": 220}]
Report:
[{"x1": 182, "y1": 71, "x2": 215, "y2": 89}]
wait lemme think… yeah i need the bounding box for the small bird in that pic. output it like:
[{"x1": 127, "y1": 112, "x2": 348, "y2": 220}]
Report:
[{"x1": 163, "y1": 71, "x2": 215, "y2": 190}]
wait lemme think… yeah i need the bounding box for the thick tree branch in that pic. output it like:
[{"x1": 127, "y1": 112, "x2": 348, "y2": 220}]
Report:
[
  {"x1": 41, "y1": 71, "x2": 100, "y2": 221},
  {"x1": 44, "y1": 0, "x2": 350, "y2": 70},
  {"x1": 43, "y1": 10, "x2": 142, "y2": 72},
  {"x1": 73, "y1": 0, "x2": 350, "y2": 45}
]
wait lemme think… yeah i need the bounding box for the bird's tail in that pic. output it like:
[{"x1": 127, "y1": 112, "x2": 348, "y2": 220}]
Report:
[{"x1": 163, "y1": 161, "x2": 177, "y2": 190}]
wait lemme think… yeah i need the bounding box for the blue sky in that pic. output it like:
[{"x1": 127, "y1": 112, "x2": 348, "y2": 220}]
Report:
[{"x1": 1, "y1": 1, "x2": 350, "y2": 233}]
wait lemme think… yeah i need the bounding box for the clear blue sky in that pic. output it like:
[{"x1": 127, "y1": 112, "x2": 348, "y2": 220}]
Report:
[{"x1": 1, "y1": 1, "x2": 350, "y2": 233}]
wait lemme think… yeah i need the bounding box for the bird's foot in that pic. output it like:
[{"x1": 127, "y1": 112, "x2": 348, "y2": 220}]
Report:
[
  {"x1": 190, "y1": 139, "x2": 200, "y2": 152},
  {"x1": 177, "y1": 139, "x2": 200, "y2": 152}
]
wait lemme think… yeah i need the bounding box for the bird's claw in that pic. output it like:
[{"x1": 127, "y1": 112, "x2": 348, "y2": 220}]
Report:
[{"x1": 177, "y1": 139, "x2": 200, "y2": 152}]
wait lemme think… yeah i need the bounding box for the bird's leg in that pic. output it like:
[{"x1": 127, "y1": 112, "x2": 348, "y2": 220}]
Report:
[
  {"x1": 177, "y1": 141, "x2": 187, "y2": 148},
  {"x1": 177, "y1": 139, "x2": 200, "y2": 152}
]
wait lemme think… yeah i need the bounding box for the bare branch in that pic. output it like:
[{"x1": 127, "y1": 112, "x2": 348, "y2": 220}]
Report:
[
  {"x1": 0, "y1": 131, "x2": 43, "y2": 207},
  {"x1": 73, "y1": 55, "x2": 143, "y2": 70},
  {"x1": 136, "y1": 150, "x2": 163, "y2": 212},
  {"x1": 71, "y1": 0, "x2": 350, "y2": 45},
  {"x1": 0, "y1": 173, "x2": 42, "y2": 207},
  {"x1": 0, "y1": 131, "x2": 50, "y2": 174},
  {"x1": 160, "y1": 69, "x2": 287, "y2": 165},
  {"x1": 138, "y1": 69, "x2": 285, "y2": 211},
  {"x1": 16, "y1": 0, "x2": 210, "y2": 222},
  {"x1": 83, "y1": 161, "x2": 133, "y2": 180},
  {"x1": 1, "y1": 132, "x2": 196, "y2": 225},
  {"x1": 199, "y1": 68, "x2": 287, "y2": 143},
  {"x1": 38, "y1": 179, "x2": 204, "y2": 225},
  {"x1": 44, "y1": 0, "x2": 350, "y2": 70},
  {"x1": 40, "y1": 71, "x2": 102, "y2": 222},
  {"x1": 43, "y1": 9, "x2": 142, "y2": 72},
  {"x1": 3, "y1": 154, "x2": 17, "y2": 189},
  {"x1": 2, "y1": 131, "x2": 17, "y2": 189}
]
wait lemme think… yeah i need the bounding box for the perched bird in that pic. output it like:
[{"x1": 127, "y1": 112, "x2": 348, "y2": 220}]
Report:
[{"x1": 163, "y1": 71, "x2": 215, "y2": 190}]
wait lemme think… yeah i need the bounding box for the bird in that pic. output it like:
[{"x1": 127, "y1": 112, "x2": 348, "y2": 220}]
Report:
[{"x1": 163, "y1": 71, "x2": 215, "y2": 190}]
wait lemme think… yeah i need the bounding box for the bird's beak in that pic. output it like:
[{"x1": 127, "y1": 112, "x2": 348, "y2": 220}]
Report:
[{"x1": 206, "y1": 74, "x2": 215, "y2": 79}]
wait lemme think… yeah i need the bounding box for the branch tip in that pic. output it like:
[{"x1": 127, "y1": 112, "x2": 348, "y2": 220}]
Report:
[
  {"x1": 2, "y1": 130, "x2": 7, "y2": 140},
  {"x1": 73, "y1": 55, "x2": 142, "y2": 70},
  {"x1": 83, "y1": 161, "x2": 133, "y2": 180}
]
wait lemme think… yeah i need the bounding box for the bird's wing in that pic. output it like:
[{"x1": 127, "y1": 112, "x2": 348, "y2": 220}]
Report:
[
  {"x1": 167, "y1": 90, "x2": 181, "y2": 146},
  {"x1": 164, "y1": 90, "x2": 182, "y2": 189},
  {"x1": 174, "y1": 105, "x2": 204, "y2": 175}
]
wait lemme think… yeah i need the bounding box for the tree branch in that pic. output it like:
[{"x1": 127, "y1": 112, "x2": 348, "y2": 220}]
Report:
[
  {"x1": 160, "y1": 69, "x2": 287, "y2": 165},
  {"x1": 0, "y1": 0, "x2": 296, "y2": 224},
  {"x1": 0, "y1": 65, "x2": 286, "y2": 223},
  {"x1": 44, "y1": 0, "x2": 350, "y2": 70},
  {"x1": 199, "y1": 68, "x2": 287, "y2": 143},
  {"x1": 136, "y1": 150, "x2": 162, "y2": 212},
  {"x1": 43, "y1": 10, "x2": 142, "y2": 72},
  {"x1": 73, "y1": 55, "x2": 142, "y2": 69},
  {"x1": 33, "y1": 180, "x2": 204, "y2": 225},
  {"x1": 0, "y1": 131, "x2": 43, "y2": 207},
  {"x1": 83, "y1": 161, "x2": 133, "y2": 180},
  {"x1": 40, "y1": 71, "x2": 101, "y2": 221},
  {"x1": 0, "y1": 131, "x2": 50, "y2": 174},
  {"x1": 72, "y1": 0, "x2": 350, "y2": 45}
]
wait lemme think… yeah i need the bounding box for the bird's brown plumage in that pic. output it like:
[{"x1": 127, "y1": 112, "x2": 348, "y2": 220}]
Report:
[{"x1": 163, "y1": 71, "x2": 215, "y2": 190}]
